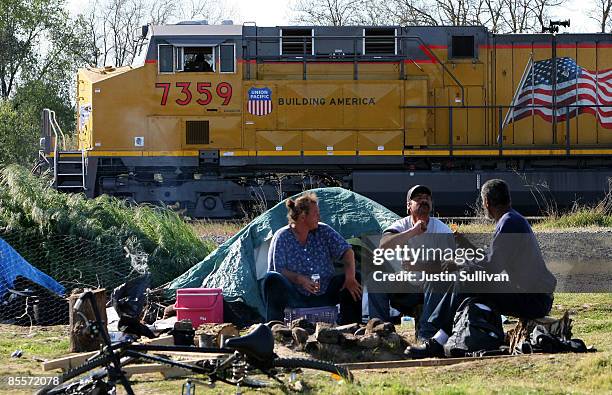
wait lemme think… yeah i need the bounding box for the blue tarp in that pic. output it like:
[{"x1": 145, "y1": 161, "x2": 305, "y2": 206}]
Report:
[
  {"x1": 0, "y1": 238, "x2": 65, "y2": 298},
  {"x1": 166, "y1": 187, "x2": 400, "y2": 316}
]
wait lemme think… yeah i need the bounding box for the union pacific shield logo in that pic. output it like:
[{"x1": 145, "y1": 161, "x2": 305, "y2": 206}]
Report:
[{"x1": 247, "y1": 87, "x2": 272, "y2": 116}]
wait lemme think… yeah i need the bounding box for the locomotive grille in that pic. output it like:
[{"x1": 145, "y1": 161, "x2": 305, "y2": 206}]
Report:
[
  {"x1": 281, "y1": 29, "x2": 313, "y2": 55},
  {"x1": 186, "y1": 121, "x2": 210, "y2": 145},
  {"x1": 364, "y1": 28, "x2": 396, "y2": 55}
]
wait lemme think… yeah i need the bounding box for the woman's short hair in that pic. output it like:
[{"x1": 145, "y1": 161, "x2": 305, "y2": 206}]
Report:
[{"x1": 286, "y1": 193, "x2": 318, "y2": 224}]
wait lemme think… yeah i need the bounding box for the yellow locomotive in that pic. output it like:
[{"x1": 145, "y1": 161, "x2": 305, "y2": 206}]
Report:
[{"x1": 40, "y1": 22, "x2": 612, "y2": 217}]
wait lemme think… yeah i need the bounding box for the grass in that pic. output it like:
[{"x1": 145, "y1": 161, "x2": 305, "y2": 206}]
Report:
[
  {"x1": 0, "y1": 164, "x2": 214, "y2": 288},
  {"x1": 1, "y1": 293, "x2": 609, "y2": 394},
  {"x1": 189, "y1": 219, "x2": 245, "y2": 244},
  {"x1": 1, "y1": 218, "x2": 610, "y2": 394},
  {"x1": 455, "y1": 184, "x2": 612, "y2": 232},
  {"x1": 537, "y1": 210, "x2": 612, "y2": 229},
  {"x1": 454, "y1": 218, "x2": 611, "y2": 234},
  {"x1": 450, "y1": 211, "x2": 611, "y2": 234},
  {"x1": 536, "y1": 179, "x2": 612, "y2": 229},
  {"x1": 0, "y1": 325, "x2": 69, "y2": 395},
  {"x1": 326, "y1": 293, "x2": 612, "y2": 395}
]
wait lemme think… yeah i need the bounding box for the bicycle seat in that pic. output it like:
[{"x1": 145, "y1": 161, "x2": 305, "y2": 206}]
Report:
[{"x1": 224, "y1": 323, "x2": 274, "y2": 361}]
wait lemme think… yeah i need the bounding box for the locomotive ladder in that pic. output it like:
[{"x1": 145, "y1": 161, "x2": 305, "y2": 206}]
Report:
[{"x1": 45, "y1": 109, "x2": 86, "y2": 191}]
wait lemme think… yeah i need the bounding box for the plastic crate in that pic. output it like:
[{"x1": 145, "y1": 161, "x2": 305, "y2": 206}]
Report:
[{"x1": 284, "y1": 306, "x2": 338, "y2": 325}]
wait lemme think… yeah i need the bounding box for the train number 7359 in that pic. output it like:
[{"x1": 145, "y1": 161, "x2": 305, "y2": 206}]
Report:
[{"x1": 155, "y1": 82, "x2": 233, "y2": 106}]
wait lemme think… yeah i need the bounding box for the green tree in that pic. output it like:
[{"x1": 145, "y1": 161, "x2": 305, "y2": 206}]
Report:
[
  {"x1": 0, "y1": 0, "x2": 89, "y2": 98},
  {"x1": 0, "y1": 80, "x2": 76, "y2": 167},
  {"x1": 0, "y1": 0, "x2": 89, "y2": 166},
  {"x1": 0, "y1": 101, "x2": 32, "y2": 166}
]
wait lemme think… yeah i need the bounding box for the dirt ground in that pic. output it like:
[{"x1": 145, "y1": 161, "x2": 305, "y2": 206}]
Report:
[{"x1": 1, "y1": 293, "x2": 610, "y2": 394}]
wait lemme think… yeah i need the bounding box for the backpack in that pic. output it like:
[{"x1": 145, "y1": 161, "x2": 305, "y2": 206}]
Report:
[
  {"x1": 528, "y1": 324, "x2": 587, "y2": 353},
  {"x1": 444, "y1": 297, "x2": 505, "y2": 357}
]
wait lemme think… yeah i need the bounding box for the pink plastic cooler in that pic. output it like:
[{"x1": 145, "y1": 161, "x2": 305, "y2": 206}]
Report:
[{"x1": 174, "y1": 288, "x2": 224, "y2": 327}]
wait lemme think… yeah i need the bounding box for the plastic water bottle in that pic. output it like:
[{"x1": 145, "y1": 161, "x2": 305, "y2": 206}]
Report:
[
  {"x1": 401, "y1": 315, "x2": 415, "y2": 329},
  {"x1": 182, "y1": 379, "x2": 195, "y2": 395}
]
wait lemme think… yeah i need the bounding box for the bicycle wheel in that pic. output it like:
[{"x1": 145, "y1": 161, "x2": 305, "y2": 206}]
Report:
[
  {"x1": 213, "y1": 357, "x2": 352, "y2": 390},
  {"x1": 247, "y1": 357, "x2": 354, "y2": 392},
  {"x1": 35, "y1": 354, "x2": 112, "y2": 395}
]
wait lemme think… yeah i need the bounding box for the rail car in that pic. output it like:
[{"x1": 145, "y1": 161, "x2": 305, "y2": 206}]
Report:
[{"x1": 39, "y1": 22, "x2": 612, "y2": 217}]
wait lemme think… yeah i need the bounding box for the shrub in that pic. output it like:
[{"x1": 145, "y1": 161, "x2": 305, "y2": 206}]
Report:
[{"x1": 0, "y1": 164, "x2": 213, "y2": 288}]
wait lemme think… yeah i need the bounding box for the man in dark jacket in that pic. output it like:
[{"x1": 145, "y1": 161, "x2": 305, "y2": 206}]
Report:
[{"x1": 406, "y1": 179, "x2": 557, "y2": 358}]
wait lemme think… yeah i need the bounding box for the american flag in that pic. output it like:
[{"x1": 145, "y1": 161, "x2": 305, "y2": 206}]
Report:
[
  {"x1": 247, "y1": 87, "x2": 273, "y2": 116},
  {"x1": 504, "y1": 57, "x2": 612, "y2": 129}
]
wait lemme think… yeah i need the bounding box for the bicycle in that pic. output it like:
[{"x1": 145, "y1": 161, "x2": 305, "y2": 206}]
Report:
[{"x1": 36, "y1": 290, "x2": 353, "y2": 394}]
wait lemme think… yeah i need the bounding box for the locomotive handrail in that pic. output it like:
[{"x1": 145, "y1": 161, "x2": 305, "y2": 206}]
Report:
[
  {"x1": 81, "y1": 149, "x2": 86, "y2": 190},
  {"x1": 400, "y1": 103, "x2": 612, "y2": 155},
  {"x1": 43, "y1": 108, "x2": 86, "y2": 189},
  {"x1": 45, "y1": 109, "x2": 66, "y2": 187},
  {"x1": 400, "y1": 104, "x2": 612, "y2": 109},
  {"x1": 50, "y1": 110, "x2": 66, "y2": 150},
  {"x1": 242, "y1": 34, "x2": 465, "y2": 105}
]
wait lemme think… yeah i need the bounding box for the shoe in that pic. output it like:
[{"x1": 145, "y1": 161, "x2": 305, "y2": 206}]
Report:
[{"x1": 404, "y1": 338, "x2": 445, "y2": 359}]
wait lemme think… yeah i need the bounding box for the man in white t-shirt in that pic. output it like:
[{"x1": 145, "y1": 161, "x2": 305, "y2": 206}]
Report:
[{"x1": 368, "y1": 185, "x2": 454, "y2": 340}]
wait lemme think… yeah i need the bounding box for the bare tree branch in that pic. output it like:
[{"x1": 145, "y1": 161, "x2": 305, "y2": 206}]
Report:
[
  {"x1": 82, "y1": 0, "x2": 239, "y2": 68},
  {"x1": 384, "y1": 0, "x2": 439, "y2": 25},
  {"x1": 589, "y1": 0, "x2": 612, "y2": 32},
  {"x1": 291, "y1": 0, "x2": 367, "y2": 26}
]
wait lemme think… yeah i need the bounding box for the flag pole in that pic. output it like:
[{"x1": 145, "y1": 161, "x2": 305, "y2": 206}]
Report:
[
  {"x1": 532, "y1": 53, "x2": 536, "y2": 118},
  {"x1": 502, "y1": 54, "x2": 534, "y2": 129}
]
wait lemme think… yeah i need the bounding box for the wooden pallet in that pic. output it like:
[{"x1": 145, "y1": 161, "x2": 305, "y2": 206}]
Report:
[
  {"x1": 42, "y1": 335, "x2": 174, "y2": 372},
  {"x1": 342, "y1": 355, "x2": 516, "y2": 370},
  {"x1": 123, "y1": 361, "x2": 198, "y2": 379}
]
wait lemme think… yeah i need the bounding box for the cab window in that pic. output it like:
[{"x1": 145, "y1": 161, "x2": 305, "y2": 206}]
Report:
[
  {"x1": 182, "y1": 47, "x2": 214, "y2": 72},
  {"x1": 219, "y1": 44, "x2": 235, "y2": 73},
  {"x1": 158, "y1": 45, "x2": 174, "y2": 72}
]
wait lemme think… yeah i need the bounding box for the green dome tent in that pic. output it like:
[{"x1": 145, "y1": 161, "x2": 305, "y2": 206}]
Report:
[{"x1": 165, "y1": 187, "x2": 400, "y2": 317}]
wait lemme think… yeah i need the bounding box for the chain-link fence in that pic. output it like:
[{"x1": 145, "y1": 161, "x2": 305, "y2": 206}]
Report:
[{"x1": 0, "y1": 229, "x2": 149, "y2": 327}]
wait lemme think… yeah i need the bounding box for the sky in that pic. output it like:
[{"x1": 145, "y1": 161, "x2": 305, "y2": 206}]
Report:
[{"x1": 68, "y1": 0, "x2": 600, "y2": 33}]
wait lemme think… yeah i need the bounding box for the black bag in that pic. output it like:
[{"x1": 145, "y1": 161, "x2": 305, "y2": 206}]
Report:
[
  {"x1": 444, "y1": 297, "x2": 505, "y2": 357},
  {"x1": 529, "y1": 325, "x2": 588, "y2": 353},
  {"x1": 111, "y1": 274, "x2": 156, "y2": 339},
  {"x1": 111, "y1": 274, "x2": 151, "y2": 318}
]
